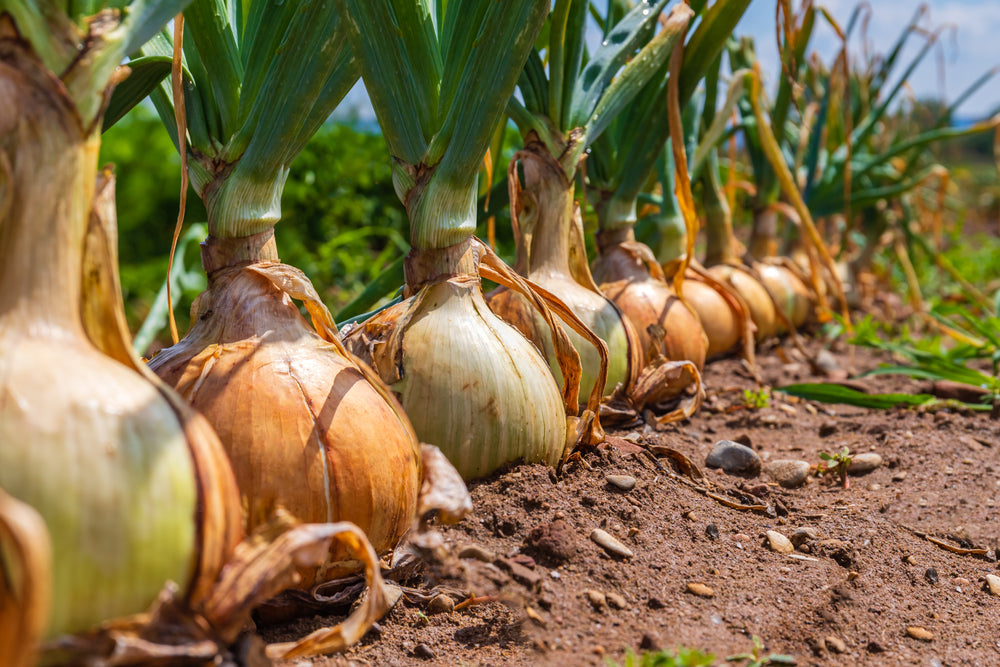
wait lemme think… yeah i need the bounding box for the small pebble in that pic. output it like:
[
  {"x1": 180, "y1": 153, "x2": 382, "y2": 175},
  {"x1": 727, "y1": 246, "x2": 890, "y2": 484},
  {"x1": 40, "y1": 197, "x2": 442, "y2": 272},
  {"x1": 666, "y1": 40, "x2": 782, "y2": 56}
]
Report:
[
  {"x1": 639, "y1": 632, "x2": 661, "y2": 650},
  {"x1": 705, "y1": 524, "x2": 720, "y2": 541},
  {"x1": 825, "y1": 636, "x2": 847, "y2": 654},
  {"x1": 790, "y1": 527, "x2": 819, "y2": 547},
  {"x1": 590, "y1": 528, "x2": 634, "y2": 558},
  {"x1": 705, "y1": 440, "x2": 761, "y2": 478},
  {"x1": 818, "y1": 420, "x2": 838, "y2": 437},
  {"x1": 734, "y1": 533, "x2": 750, "y2": 543},
  {"x1": 984, "y1": 574, "x2": 1000, "y2": 596},
  {"x1": 766, "y1": 530, "x2": 794, "y2": 554},
  {"x1": 606, "y1": 592, "x2": 627, "y2": 609},
  {"x1": 764, "y1": 459, "x2": 811, "y2": 488},
  {"x1": 686, "y1": 582, "x2": 715, "y2": 598},
  {"x1": 414, "y1": 643, "x2": 436, "y2": 659},
  {"x1": 606, "y1": 474, "x2": 637, "y2": 492},
  {"x1": 906, "y1": 626, "x2": 933, "y2": 641},
  {"x1": 891, "y1": 472, "x2": 908, "y2": 482},
  {"x1": 585, "y1": 589, "x2": 606, "y2": 610},
  {"x1": 427, "y1": 594, "x2": 455, "y2": 614},
  {"x1": 951, "y1": 577, "x2": 970, "y2": 588},
  {"x1": 925, "y1": 568, "x2": 938, "y2": 584},
  {"x1": 847, "y1": 452, "x2": 882, "y2": 475}
]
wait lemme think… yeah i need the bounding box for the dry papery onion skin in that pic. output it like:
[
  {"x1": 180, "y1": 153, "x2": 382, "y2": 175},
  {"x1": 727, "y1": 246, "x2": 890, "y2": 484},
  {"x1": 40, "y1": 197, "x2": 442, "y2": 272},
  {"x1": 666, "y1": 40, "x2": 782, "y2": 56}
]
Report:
[{"x1": 149, "y1": 257, "x2": 422, "y2": 584}]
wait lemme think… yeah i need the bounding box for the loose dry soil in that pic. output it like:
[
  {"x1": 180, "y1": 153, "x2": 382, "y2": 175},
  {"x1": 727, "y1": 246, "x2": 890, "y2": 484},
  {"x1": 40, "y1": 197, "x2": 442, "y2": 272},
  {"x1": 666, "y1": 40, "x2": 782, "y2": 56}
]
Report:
[{"x1": 264, "y1": 337, "x2": 1000, "y2": 666}]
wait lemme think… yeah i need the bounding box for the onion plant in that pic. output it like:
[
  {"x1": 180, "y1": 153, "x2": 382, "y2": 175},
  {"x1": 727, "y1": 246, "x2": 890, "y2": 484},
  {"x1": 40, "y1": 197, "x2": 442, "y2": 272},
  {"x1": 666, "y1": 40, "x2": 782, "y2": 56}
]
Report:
[
  {"x1": 729, "y1": 2, "x2": 998, "y2": 326},
  {"x1": 491, "y1": 0, "x2": 692, "y2": 406},
  {"x1": 143, "y1": 0, "x2": 427, "y2": 584},
  {"x1": 337, "y1": 0, "x2": 609, "y2": 480},
  {"x1": 0, "y1": 0, "x2": 246, "y2": 640},
  {"x1": 587, "y1": 0, "x2": 752, "y2": 362}
]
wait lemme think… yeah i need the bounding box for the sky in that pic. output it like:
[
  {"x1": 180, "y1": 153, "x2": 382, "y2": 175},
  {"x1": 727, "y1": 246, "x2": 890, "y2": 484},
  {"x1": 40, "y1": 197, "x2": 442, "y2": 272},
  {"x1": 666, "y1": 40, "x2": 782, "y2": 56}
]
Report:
[
  {"x1": 736, "y1": 0, "x2": 1000, "y2": 118},
  {"x1": 336, "y1": 0, "x2": 1000, "y2": 122}
]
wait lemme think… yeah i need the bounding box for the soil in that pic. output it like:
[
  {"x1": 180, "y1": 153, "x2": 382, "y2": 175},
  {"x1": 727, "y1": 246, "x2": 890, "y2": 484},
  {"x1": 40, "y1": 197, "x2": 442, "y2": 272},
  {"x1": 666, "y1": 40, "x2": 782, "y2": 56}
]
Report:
[{"x1": 263, "y1": 337, "x2": 1000, "y2": 667}]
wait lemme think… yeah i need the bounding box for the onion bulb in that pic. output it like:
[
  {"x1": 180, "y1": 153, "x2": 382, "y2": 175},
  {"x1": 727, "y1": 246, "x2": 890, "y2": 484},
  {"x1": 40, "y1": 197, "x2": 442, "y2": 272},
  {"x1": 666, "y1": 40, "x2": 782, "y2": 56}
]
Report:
[
  {"x1": 680, "y1": 268, "x2": 750, "y2": 359},
  {"x1": 707, "y1": 264, "x2": 781, "y2": 342},
  {"x1": 755, "y1": 261, "x2": 813, "y2": 330},
  {"x1": 149, "y1": 235, "x2": 421, "y2": 583},
  {"x1": 0, "y1": 35, "x2": 241, "y2": 639},
  {"x1": 592, "y1": 231, "x2": 708, "y2": 374},
  {"x1": 345, "y1": 239, "x2": 603, "y2": 480}
]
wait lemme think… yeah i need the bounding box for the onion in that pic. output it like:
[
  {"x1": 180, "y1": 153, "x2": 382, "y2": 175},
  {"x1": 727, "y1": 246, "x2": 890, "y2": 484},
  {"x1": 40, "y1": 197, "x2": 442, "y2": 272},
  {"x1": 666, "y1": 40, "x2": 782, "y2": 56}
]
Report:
[
  {"x1": 0, "y1": 32, "x2": 242, "y2": 638},
  {"x1": 707, "y1": 264, "x2": 780, "y2": 342},
  {"x1": 344, "y1": 239, "x2": 603, "y2": 480},
  {"x1": 149, "y1": 235, "x2": 422, "y2": 584},
  {"x1": 681, "y1": 271, "x2": 743, "y2": 359},
  {"x1": 592, "y1": 231, "x2": 708, "y2": 373},
  {"x1": 755, "y1": 261, "x2": 814, "y2": 329}
]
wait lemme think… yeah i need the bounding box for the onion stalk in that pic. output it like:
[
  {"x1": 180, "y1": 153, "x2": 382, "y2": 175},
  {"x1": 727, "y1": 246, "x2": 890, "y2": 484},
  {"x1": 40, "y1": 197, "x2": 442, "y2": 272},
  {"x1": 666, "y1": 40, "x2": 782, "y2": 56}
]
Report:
[
  {"x1": 144, "y1": 0, "x2": 424, "y2": 583},
  {"x1": 336, "y1": 0, "x2": 606, "y2": 480}
]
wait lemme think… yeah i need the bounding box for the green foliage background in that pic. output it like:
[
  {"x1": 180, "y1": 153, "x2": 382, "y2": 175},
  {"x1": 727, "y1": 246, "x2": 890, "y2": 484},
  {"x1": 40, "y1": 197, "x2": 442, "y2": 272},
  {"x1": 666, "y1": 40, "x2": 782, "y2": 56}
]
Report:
[{"x1": 100, "y1": 106, "x2": 411, "y2": 351}]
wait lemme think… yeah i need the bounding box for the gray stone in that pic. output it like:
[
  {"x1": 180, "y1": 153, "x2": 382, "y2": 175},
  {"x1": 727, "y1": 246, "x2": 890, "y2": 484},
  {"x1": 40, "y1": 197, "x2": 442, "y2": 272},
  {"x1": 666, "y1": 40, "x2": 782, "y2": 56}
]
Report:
[
  {"x1": 765, "y1": 459, "x2": 811, "y2": 488},
  {"x1": 705, "y1": 440, "x2": 761, "y2": 478},
  {"x1": 847, "y1": 452, "x2": 882, "y2": 475},
  {"x1": 606, "y1": 474, "x2": 637, "y2": 492},
  {"x1": 790, "y1": 527, "x2": 820, "y2": 548}
]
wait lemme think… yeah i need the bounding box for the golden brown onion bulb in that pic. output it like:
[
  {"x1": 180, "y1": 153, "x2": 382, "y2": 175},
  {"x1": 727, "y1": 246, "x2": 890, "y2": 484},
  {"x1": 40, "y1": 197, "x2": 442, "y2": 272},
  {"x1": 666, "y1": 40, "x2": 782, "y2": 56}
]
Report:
[
  {"x1": 707, "y1": 264, "x2": 780, "y2": 342},
  {"x1": 592, "y1": 239, "x2": 708, "y2": 374},
  {"x1": 149, "y1": 257, "x2": 421, "y2": 583}
]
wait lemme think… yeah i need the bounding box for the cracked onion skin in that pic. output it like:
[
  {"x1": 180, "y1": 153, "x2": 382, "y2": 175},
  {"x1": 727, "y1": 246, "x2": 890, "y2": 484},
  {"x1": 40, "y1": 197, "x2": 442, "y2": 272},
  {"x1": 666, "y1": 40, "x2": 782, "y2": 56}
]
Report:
[
  {"x1": 149, "y1": 253, "x2": 421, "y2": 584},
  {"x1": 0, "y1": 25, "x2": 241, "y2": 639}
]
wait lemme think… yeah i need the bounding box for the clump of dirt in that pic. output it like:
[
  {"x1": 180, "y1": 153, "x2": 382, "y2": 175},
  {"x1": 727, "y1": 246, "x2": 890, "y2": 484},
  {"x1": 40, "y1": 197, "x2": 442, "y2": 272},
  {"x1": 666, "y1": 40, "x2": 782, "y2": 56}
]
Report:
[{"x1": 266, "y1": 339, "x2": 1000, "y2": 666}]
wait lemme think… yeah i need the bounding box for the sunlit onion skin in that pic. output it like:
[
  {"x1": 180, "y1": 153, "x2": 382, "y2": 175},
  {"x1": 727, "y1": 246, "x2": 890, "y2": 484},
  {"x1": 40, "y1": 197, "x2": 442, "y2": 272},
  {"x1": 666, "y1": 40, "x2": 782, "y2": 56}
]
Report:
[
  {"x1": 489, "y1": 274, "x2": 633, "y2": 399},
  {"x1": 681, "y1": 276, "x2": 741, "y2": 358},
  {"x1": 756, "y1": 261, "x2": 813, "y2": 330},
  {"x1": 489, "y1": 136, "x2": 634, "y2": 399},
  {"x1": 344, "y1": 240, "x2": 570, "y2": 480},
  {"x1": 0, "y1": 32, "x2": 241, "y2": 638},
  {"x1": 592, "y1": 234, "x2": 708, "y2": 373},
  {"x1": 707, "y1": 264, "x2": 780, "y2": 342},
  {"x1": 149, "y1": 237, "x2": 421, "y2": 583}
]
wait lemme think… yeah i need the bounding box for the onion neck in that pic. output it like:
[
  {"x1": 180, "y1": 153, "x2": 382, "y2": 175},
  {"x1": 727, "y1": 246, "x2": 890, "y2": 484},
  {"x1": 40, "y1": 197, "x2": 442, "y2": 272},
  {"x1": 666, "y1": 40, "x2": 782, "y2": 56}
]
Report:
[
  {"x1": 0, "y1": 56, "x2": 96, "y2": 339},
  {"x1": 748, "y1": 206, "x2": 778, "y2": 259},
  {"x1": 403, "y1": 165, "x2": 478, "y2": 251},
  {"x1": 202, "y1": 166, "x2": 289, "y2": 240},
  {"x1": 702, "y1": 163, "x2": 738, "y2": 267},
  {"x1": 517, "y1": 142, "x2": 575, "y2": 278}
]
